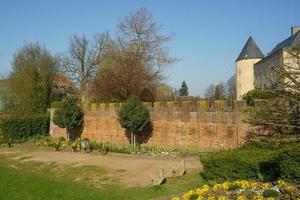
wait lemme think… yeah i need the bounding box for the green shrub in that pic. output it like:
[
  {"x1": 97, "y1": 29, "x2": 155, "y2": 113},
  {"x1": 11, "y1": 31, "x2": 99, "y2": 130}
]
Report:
[
  {"x1": 263, "y1": 189, "x2": 280, "y2": 198},
  {"x1": 53, "y1": 97, "x2": 83, "y2": 140},
  {"x1": 200, "y1": 147, "x2": 278, "y2": 182},
  {"x1": 50, "y1": 101, "x2": 61, "y2": 108},
  {"x1": 258, "y1": 160, "x2": 280, "y2": 181},
  {"x1": 118, "y1": 95, "x2": 150, "y2": 148},
  {"x1": 244, "y1": 138, "x2": 297, "y2": 149},
  {"x1": 275, "y1": 143, "x2": 300, "y2": 183},
  {"x1": 200, "y1": 141, "x2": 300, "y2": 183},
  {"x1": 0, "y1": 114, "x2": 50, "y2": 142},
  {"x1": 242, "y1": 89, "x2": 270, "y2": 106}
]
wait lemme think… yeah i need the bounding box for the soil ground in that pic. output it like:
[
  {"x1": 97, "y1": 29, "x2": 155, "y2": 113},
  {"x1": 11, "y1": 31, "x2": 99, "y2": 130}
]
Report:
[{"x1": 0, "y1": 144, "x2": 202, "y2": 187}]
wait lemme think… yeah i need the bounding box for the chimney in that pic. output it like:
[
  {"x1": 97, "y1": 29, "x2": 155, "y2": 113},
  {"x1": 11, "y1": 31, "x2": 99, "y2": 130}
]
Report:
[{"x1": 291, "y1": 26, "x2": 300, "y2": 36}]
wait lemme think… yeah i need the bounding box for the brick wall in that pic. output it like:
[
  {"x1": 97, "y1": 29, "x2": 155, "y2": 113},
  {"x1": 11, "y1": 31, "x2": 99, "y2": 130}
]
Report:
[{"x1": 49, "y1": 100, "x2": 250, "y2": 151}]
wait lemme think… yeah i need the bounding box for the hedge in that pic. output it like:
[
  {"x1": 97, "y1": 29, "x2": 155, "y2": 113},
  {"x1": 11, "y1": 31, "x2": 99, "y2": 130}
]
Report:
[
  {"x1": 0, "y1": 114, "x2": 50, "y2": 142},
  {"x1": 200, "y1": 142, "x2": 300, "y2": 183},
  {"x1": 200, "y1": 148, "x2": 278, "y2": 181},
  {"x1": 275, "y1": 143, "x2": 300, "y2": 183}
]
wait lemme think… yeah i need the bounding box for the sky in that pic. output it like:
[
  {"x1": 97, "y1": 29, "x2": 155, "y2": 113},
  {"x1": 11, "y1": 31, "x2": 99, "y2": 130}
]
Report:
[{"x1": 0, "y1": 0, "x2": 299, "y2": 96}]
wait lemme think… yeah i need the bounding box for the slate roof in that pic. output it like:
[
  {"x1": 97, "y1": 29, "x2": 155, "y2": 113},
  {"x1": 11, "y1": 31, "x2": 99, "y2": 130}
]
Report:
[
  {"x1": 269, "y1": 31, "x2": 300, "y2": 54},
  {"x1": 236, "y1": 36, "x2": 264, "y2": 61}
]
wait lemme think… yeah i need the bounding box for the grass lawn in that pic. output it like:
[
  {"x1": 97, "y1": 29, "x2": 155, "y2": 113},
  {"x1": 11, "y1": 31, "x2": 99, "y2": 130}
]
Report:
[
  {"x1": 0, "y1": 151, "x2": 204, "y2": 200},
  {"x1": 0, "y1": 163, "x2": 203, "y2": 200}
]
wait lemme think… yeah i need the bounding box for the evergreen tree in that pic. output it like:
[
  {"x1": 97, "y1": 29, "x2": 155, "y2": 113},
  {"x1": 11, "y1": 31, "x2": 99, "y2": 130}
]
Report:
[
  {"x1": 117, "y1": 95, "x2": 150, "y2": 149},
  {"x1": 53, "y1": 97, "x2": 83, "y2": 140},
  {"x1": 179, "y1": 81, "x2": 189, "y2": 96}
]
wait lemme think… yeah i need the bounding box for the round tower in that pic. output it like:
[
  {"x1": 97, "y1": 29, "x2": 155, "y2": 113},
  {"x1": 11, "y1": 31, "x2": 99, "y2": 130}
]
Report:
[{"x1": 236, "y1": 36, "x2": 264, "y2": 100}]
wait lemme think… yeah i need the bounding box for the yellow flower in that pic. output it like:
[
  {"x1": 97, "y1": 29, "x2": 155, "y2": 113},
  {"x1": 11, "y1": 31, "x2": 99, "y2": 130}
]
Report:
[
  {"x1": 202, "y1": 184, "x2": 210, "y2": 191},
  {"x1": 208, "y1": 196, "x2": 215, "y2": 200},
  {"x1": 262, "y1": 183, "x2": 270, "y2": 189},
  {"x1": 221, "y1": 182, "x2": 230, "y2": 191},
  {"x1": 234, "y1": 180, "x2": 250, "y2": 189},
  {"x1": 250, "y1": 181, "x2": 259, "y2": 189},
  {"x1": 277, "y1": 179, "x2": 286, "y2": 189},
  {"x1": 212, "y1": 183, "x2": 222, "y2": 191},
  {"x1": 196, "y1": 184, "x2": 210, "y2": 196},
  {"x1": 182, "y1": 190, "x2": 197, "y2": 200},
  {"x1": 237, "y1": 195, "x2": 246, "y2": 200},
  {"x1": 197, "y1": 195, "x2": 204, "y2": 200},
  {"x1": 172, "y1": 197, "x2": 180, "y2": 200},
  {"x1": 253, "y1": 196, "x2": 264, "y2": 200},
  {"x1": 266, "y1": 198, "x2": 275, "y2": 200},
  {"x1": 218, "y1": 195, "x2": 227, "y2": 200}
]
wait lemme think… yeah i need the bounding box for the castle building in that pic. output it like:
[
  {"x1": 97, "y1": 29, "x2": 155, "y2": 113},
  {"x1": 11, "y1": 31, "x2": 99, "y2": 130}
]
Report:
[
  {"x1": 235, "y1": 36, "x2": 264, "y2": 100},
  {"x1": 236, "y1": 26, "x2": 300, "y2": 100}
]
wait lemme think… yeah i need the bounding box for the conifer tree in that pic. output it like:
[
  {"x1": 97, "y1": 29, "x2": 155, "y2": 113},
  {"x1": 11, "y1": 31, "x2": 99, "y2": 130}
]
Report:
[{"x1": 179, "y1": 81, "x2": 189, "y2": 96}]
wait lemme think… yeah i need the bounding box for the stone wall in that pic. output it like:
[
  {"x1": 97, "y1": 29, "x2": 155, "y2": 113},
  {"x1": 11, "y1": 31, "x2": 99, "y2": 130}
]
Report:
[{"x1": 49, "y1": 100, "x2": 250, "y2": 151}]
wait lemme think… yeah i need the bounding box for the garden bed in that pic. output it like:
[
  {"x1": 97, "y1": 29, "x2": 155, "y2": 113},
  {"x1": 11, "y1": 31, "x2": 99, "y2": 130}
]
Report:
[{"x1": 172, "y1": 180, "x2": 300, "y2": 200}]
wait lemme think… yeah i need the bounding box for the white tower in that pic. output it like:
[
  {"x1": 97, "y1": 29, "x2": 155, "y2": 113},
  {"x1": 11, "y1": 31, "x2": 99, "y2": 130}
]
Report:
[{"x1": 236, "y1": 36, "x2": 264, "y2": 100}]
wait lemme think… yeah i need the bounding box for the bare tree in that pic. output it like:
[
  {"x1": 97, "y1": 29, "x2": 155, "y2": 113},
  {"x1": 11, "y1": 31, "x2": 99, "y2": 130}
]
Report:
[
  {"x1": 94, "y1": 8, "x2": 175, "y2": 102},
  {"x1": 62, "y1": 32, "x2": 109, "y2": 101},
  {"x1": 214, "y1": 82, "x2": 226, "y2": 100},
  {"x1": 95, "y1": 43, "x2": 158, "y2": 102},
  {"x1": 204, "y1": 84, "x2": 215, "y2": 99},
  {"x1": 226, "y1": 75, "x2": 236, "y2": 104},
  {"x1": 117, "y1": 7, "x2": 175, "y2": 82}
]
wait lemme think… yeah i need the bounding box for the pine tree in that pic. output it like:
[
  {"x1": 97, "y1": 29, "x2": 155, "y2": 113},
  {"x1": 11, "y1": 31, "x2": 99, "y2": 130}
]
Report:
[{"x1": 179, "y1": 81, "x2": 189, "y2": 96}]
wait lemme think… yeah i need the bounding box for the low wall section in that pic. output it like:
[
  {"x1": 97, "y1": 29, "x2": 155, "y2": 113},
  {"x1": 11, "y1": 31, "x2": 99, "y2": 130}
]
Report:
[{"x1": 49, "y1": 100, "x2": 250, "y2": 151}]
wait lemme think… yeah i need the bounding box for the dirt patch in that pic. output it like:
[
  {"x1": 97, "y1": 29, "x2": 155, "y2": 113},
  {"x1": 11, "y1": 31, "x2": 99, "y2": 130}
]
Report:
[{"x1": 0, "y1": 148, "x2": 201, "y2": 187}]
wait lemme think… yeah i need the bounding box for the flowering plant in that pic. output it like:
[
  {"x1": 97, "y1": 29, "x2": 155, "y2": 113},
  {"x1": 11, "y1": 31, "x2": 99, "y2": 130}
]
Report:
[{"x1": 172, "y1": 180, "x2": 299, "y2": 200}]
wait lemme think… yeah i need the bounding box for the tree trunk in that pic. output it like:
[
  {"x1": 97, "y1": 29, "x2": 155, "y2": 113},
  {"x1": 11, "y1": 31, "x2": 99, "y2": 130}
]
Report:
[
  {"x1": 131, "y1": 132, "x2": 134, "y2": 148},
  {"x1": 133, "y1": 134, "x2": 136, "y2": 150},
  {"x1": 67, "y1": 130, "x2": 70, "y2": 142}
]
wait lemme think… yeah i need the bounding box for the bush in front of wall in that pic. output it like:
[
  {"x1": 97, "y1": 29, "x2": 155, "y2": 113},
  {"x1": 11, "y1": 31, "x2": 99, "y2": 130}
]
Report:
[
  {"x1": 0, "y1": 114, "x2": 50, "y2": 142},
  {"x1": 274, "y1": 143, "x2": 300, "y2": 184},
  {"x1": 200, "y1": 140, "x2": 300, "y2": 183},
  {"x1": 53, "y1": 97, "x2": 83, "y2": 140},
  {"x1": 200, "y1": 147, "x2": 278, "y2": 182},
  {"x1": 117, "y1": 95, "x2": 151, "y2": 149}
]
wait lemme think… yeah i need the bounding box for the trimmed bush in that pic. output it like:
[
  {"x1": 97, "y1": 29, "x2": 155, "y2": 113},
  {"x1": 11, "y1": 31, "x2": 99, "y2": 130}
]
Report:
[
  {"x1": 53, "y1": 97, "x2": 83, "y2": 140},
  {"x1": 118, "y1": 95, "x2": 150, "y2": 134},
  {"x1": 200, "y1": 148, "x2": 277, "y2": 181},
  {"x1": 118, "y1": 95, "x2": 150, "y2": 148},
  {"x1": 275, "y1": 143, "x2": 300, "y2": 183},
  {"x1": 200, "y1": 141, "x2": 300, "y2": 183},
  {"x1": 0, "y1": 114, "x2": 50, "y2": 142}
]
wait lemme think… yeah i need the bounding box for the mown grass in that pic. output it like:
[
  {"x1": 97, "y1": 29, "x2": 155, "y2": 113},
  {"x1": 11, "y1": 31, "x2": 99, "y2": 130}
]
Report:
[{"x1": 0, "y1": 153, "x2": 204, "y2": 200}]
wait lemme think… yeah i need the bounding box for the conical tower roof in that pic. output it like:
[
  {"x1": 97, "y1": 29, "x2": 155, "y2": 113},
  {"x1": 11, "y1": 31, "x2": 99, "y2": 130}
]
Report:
[{"x1": 236, "y1": 36, "x2": 264, "y2": 61}]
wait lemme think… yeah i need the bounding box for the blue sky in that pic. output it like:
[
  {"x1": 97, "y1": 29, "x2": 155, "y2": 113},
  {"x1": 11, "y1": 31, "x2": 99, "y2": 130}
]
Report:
[{"x1": 0, "y1": 0, "x2": 299, "y2": 95}]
